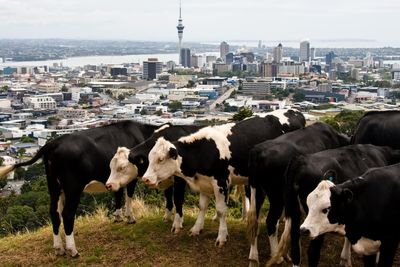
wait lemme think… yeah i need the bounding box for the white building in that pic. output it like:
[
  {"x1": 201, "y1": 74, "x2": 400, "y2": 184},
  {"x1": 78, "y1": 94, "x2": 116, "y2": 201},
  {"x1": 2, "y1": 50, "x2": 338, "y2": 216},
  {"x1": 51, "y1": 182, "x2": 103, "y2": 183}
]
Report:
[
  {"x1": 299, "y1": 40, "x2": 310, "y2": 62},
  {"x1": 1, "y1": 156, "x2": 16, "y2": 180},
  {"x1": 25, "y1": 95, "x2": 56, "y2": 109},
  {"x1": 70, "y1": 87, "x2": 92, "y2": 102}
]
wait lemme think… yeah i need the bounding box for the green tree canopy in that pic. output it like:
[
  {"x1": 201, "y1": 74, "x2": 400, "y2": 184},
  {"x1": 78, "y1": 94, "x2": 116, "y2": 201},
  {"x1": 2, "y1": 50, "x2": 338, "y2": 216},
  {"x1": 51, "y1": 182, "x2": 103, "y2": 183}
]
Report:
[
  {"x1": 321, "y1": 110, "x2": 365, "y2": 136},
  {"x1": 232, "y1": 107, "x2": 253, "y2": 121},
  {"x1": 168, "y1": 101, "x2": 182, "y2": 112}
]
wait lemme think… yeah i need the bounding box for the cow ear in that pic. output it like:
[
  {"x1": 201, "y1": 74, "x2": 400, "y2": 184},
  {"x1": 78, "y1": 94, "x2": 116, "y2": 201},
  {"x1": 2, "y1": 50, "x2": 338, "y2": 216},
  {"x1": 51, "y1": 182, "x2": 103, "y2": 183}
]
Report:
[
  {"x1": 342, "y1": 188, "x2": 353, "y2": 203},
  {"x1": 169, "y1": 147, "x2": 178, "y2": 160},
  {"x1": 323, "y1": 170, "x2": 337, "y2": 183}
]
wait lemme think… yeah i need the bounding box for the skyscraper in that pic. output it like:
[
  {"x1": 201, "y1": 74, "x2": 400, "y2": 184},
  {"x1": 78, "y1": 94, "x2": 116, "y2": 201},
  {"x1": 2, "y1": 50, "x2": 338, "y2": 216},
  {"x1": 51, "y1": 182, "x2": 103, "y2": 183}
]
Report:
[
  {"x1": 176, "y1": 1, "x2": 185, "y2": 65},
  {"x1": 310, "y1": 47, "x2": 316, "y2": 60},
  {"x1": 299, "y1": 40, "x2": 310, "y2": 62},
  {"x1": 220, "y1": 41, "x2": 230, "y2": 60},
  {"x1": 273, "y1": 43, "x2": 283, "y2": 63},
  {"x1": 143, "y1": 58, "x2": 162, "y2": 80},
  {"x1": 180, "y1": 48, "x2": 191, "y2": 67}
]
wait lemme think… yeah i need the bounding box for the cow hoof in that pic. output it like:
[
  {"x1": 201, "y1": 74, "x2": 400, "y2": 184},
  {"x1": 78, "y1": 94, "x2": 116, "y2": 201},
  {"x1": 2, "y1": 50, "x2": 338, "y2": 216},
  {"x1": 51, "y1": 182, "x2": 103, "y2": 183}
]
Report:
[
  {"x1": 66, "y1": 248, "x2": 79, "y2": 258},
  {"x1": 215, "y1": 238, "x2": 227, "y2": 247},
  {"x1": 171, "y1": 226, "x2": 182, "y2": 234},
  {"x1": 54, "y1": 247, "x2": 65, "y2": 256},
  {"x1": 113, "y1": 215, "x2": 123, "y2": 223},
  {"x1": 339, "y1": 258, "x2": 352, "y2": 267},
  {"x1": 126, "y1": 217, "x2": 136, "y2": 224},
  {"x1": 189, "y1": 228, "x2": 202, "y2": 236},
  {"x1": 248, "y1": 260, "x2": 259, "y2": 267},
  {"x1": 163, "y1": 211, "x2": 173, "y2": 222}
]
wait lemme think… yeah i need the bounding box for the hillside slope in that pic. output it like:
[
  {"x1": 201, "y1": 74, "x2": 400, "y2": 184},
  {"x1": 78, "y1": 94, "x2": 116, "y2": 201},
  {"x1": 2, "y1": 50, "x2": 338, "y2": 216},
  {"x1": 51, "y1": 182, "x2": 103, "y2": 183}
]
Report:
[{"x1": 0, "y1": 200, "x2": 397, "y2": 266}]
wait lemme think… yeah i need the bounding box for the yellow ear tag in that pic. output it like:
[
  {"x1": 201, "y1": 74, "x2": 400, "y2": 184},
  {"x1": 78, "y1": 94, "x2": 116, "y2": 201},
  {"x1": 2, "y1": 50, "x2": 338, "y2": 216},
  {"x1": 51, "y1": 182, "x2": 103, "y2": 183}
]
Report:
[{"x1": 140, "y1": 158, "x2": 144, "y2": 164}]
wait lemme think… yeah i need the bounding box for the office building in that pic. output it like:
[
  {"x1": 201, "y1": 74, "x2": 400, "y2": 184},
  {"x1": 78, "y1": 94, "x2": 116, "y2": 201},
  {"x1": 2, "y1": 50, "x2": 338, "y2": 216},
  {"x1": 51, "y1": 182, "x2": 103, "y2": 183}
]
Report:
[
  {"x1": 299, "y1": 40, "x2": 310, "y2": 62},
  {"x1": 143, "y1": 58, "x2": 162, "y2": 80},
  {"x1": 180, "y1": 48, "x2": 191, "y2": 67},
  {"x1": 310, "y1": 47, "x2": 316, "y2": 60},
  {"x1": 220, "y1": 41, "x2": 230, "y2": 60},
  {"x1": 273, "y1": 43, "x2": 283, "y2": 63}
]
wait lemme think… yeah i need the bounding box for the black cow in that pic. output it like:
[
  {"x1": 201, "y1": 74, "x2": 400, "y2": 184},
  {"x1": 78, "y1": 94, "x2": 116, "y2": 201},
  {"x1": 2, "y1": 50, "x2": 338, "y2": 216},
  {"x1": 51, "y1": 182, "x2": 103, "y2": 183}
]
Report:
[
  {"x1": 271, "y1": 144, "x2": 400, "y2": 267},
  {"x1": 142, "y1": 109, "x2": 305, "y2": 247},
  {"x1": 0, "y1": 121, "x2": 159, "y2": 257},
  {"x1": 106, "y1": 124, "x2": 204, "y2": 233},
  {"x1": 352, "y1": 110, "x2": 400, "y2": 148},
  {"x1": 301, "y1": 163, "x2": 400, "y2": 267},
  {"x1": 247, "y1": 122, "x2": 350, "y2": 265}
]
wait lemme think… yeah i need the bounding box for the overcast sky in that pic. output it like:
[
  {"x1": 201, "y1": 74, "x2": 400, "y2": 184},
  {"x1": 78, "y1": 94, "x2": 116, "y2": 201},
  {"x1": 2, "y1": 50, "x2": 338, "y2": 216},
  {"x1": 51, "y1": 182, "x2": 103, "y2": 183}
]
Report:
[{"x1": 0, "y1": 0, "x2": 399, "y2": 45}]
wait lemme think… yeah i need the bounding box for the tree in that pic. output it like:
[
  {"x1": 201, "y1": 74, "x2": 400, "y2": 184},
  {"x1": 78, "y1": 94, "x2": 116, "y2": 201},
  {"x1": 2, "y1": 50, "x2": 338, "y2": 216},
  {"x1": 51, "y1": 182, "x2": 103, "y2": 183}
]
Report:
[
  {"x1": 61, "y1": 84, "x2": 68, "y2": 92},
  {"x1": 321, "y1": 110, "x2": 365, "y2": 136},
  {"x1": 17, "y1": 148, "x2": 26, "y2": 157},
  {"x1": 0, "y1": 178, "x2": 7, "y2": 190},
  {"x1": 293, "y1": 91, "x2": 306, "y2": 102},
  {"x1": 118, "y1": 94, "x2": 126, "y2": 101},
  {"x1": 232, "y1": 107, "x2": 253, "y2": 121},
  {"x1": 187, "y1": 80, "x2": 195, "y2": 88},
  {"x1": 47, "y1": 116, "x2": 61, "y2": 127},
  {"x1": 140, "y1": 109, "x2": 148, "y2": 115},
  {"x1": 168, "y1": 101, "x2": 182, "y2": 112},
  {"x1": 155, "y1": 109, "x2": 163, "y2": 116},
  {"x1": 1, "y1": 85, "x2": 9, "y2": 92},
  {"x1": 20, "y1": 135, "x2": 35, "y2": 143}
]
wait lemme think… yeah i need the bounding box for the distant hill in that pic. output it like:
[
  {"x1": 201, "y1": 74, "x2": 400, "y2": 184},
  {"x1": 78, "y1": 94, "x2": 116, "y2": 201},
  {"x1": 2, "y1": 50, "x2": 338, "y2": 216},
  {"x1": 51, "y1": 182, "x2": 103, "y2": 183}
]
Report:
[{"x1": 0, "y1": 199, "x2": 397, "y2": 266}]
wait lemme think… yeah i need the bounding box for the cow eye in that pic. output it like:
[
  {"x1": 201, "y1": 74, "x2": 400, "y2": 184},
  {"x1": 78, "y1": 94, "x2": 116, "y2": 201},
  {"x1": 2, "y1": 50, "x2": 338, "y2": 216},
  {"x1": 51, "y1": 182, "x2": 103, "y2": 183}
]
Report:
[
  {"x1": 322, "y1": 207, "x2": 330, "y2": 214},
  {"x1": 158, "y1": 157, "x2": 164, "y2": 163}
]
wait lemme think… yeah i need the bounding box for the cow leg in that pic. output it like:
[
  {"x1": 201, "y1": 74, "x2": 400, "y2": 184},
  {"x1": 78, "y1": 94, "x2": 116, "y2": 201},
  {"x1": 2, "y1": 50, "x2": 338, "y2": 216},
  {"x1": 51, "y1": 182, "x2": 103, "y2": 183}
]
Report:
[
  {"x1": 242, "y1": 185, "x2": 250, "y2": 220},
  {"x1": 125, "y1": 179, "x2": 137, "y2": 224},
  {"x1": 171, "y1": 176, "x2": 185, "y2": 234},
  {"x1": 340, "y1": 238, "x2": 352, "y2": 267},
  {"x1": 307, "y1": 234, "x2": 325, "y2": 267},
  {"x1": 51, "y1": 191, "x2": 65, "y2": 255},
  {"x1": 113, "y1": 187, "x2": 124, "y2": 222},
  {"x1": 266, "y1": 195, "x2": 284, "y2": 258},
  {"x1": 62, "y1": 191, "x2": 82, "y2": 257},
  {"x1": 248, "y1": 186, "x2": 265, "y2": 266},
  {"x1": 290, "y1": 199, "x2": 306, "y2": 266},
  {"x1": 377, "y1": 240, "x2": 398, "y2": 267},
  {"x1": 213, "y1": 181, "x2": 229, "y2": 247},
  {"x1": 163, "y1": 185, "x2": 174, "y2": 222},
  {"x1": 189, "y1": 192, "x2": 209, "y2": 236}
]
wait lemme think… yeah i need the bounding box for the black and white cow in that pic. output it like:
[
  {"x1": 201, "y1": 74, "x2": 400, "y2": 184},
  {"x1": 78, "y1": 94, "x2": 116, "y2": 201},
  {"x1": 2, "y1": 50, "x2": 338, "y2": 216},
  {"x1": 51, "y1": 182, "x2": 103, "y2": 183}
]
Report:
[
  {"x1": 106, "y1": 124, "x2": 204, "y2": 233},
  {"x1": 301, "y1": 163, "x2": 400, "y2": 267},
  {"x1": 142, "y1": 109, "x2": 305, "y2": 246},
  {"x1": 0, "y1": 121, "x2": 158, "y2": 257},
  {"x1": 247, "y1": 122, "x2": 350, "y2": 266},
  {"x1": 352, "y1": 110, "x2": 400, "y2": 148},
  {"x1": 270, "y1": 144, "x2": 400, "y2": 267}
]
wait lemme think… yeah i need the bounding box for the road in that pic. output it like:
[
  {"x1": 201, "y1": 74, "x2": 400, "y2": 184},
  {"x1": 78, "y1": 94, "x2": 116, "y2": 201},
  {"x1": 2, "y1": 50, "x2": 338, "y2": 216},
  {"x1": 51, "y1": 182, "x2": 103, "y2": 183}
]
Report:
[{"x1": 209, "y1": 87, "x2": 236, "y2": 111}]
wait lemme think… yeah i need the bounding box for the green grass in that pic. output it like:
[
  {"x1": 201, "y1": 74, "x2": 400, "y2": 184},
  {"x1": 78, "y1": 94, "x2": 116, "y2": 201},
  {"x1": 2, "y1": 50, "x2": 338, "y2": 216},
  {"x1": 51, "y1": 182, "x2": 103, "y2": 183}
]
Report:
[{"x1": 0, "y1": 199, "x2": 398, "y2": 266}]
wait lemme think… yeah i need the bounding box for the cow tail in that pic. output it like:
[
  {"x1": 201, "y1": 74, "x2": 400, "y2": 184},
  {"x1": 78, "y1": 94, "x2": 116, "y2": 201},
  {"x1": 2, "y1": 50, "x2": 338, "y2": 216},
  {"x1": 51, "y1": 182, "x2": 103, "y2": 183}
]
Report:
[
  {"x1": 246, "y1": 186, "x2": 258, "y2": 245},
  {"x1": 266, "y1": 217, "x2": 292, "y2": 266},
  {"x1": 0, "y1": 140, "x2": 54, "y2": 178}
]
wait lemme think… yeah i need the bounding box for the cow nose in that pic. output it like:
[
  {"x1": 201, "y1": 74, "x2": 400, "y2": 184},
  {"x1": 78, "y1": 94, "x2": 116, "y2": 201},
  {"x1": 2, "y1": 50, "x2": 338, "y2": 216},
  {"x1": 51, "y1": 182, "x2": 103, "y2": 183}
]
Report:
[
  {"x1": 142, "y1": 177, "x2": 151, "y2": 184},
  {"x1": 300, "y1": 227, "x2": 310, "y2": 236},
  {"x1": 105, "y1": 183, "x2": 113, "y2": 191}
]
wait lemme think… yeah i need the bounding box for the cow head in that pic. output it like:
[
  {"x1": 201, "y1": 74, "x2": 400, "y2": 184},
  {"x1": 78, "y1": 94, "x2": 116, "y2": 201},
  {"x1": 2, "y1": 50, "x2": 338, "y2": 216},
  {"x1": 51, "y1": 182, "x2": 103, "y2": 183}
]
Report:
[
  {"x1": 142, "y1": 137, "x2": 181, "y2": 187},
  {"x1": 300, "y1": 180, "x2": 345, "y2": 238},
  {"x1": 106, "y1": 147, "x2": 138, "y2": 191},
  {"x1": 327, "y1": 186, "x2": 354, "y2": 225}
]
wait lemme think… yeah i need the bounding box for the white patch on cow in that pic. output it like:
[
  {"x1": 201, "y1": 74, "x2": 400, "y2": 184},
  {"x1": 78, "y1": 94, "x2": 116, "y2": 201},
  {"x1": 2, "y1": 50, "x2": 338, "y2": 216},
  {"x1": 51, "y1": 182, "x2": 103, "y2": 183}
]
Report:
[
  {"x1": 171, "y1": 213, "x2": 184, "y2": 234},
  {"x1": 65, "y1": 232, "x2": 78, "y2": 257},
  {"x1": 143, "y1": 137, "x2": 182, "y2": 186},
  {"x1": 163, "y1": 208, "x2": 173, "y2": 222},
  {"x1": 249, "y1": 236, "x2": 259, "y2": 264},
  {"x1": 107, "y1": 147, "x2": 139, "y2": 191},
  {"x1": 257, "y1": 109, "x2": 291, "y2": 125},
  {"x1": 340, "y1": 238, "x2": 352, "y2": 267},
  {"x1": 301, "y1": 180, "x2": 345, "y2": 238},
  {"x1": 113, "y1": 208, "x2": 123, "y2": 222},
  {"x1": 124, "y1": 194, "x2": 136, "y2": 224},
  {"x1": 178, "y1": 123, "x2": 234, "y2": 160},
  {"x1": 53, "y1": 233, "x2": 65, "y2": 255},
  {"x1": 57, "y1": 192, "x2": 65, "y2": 221},
  {"x1": 269, "y1": 221, "x2": 280, "y2": 256},
  {"x1": 213, "y1": 179, "x2": 228, "y2": 247},
  {"x1": 352, "y1": 237, "x2": 381, "y2": 256},
  {"x1": 189, "y1": 193, "x2": 210, "y2": 236},
  {"x1": 154, "y1": 124, "x2": 170, "y2": 133},
  {"x1": 242, "y1": 191, "x2": 250, "y2": 220},
  {"x1": 228, "y1": 165, "x2": 248, "y2": 186}
]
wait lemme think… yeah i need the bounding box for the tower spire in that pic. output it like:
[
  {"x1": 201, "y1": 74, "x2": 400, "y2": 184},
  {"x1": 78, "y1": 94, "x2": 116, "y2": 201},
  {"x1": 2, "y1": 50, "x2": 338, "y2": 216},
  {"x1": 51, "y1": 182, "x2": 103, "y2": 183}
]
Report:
[{"x1": 177, "y1": 0, "x2": 185, "y2": 65}]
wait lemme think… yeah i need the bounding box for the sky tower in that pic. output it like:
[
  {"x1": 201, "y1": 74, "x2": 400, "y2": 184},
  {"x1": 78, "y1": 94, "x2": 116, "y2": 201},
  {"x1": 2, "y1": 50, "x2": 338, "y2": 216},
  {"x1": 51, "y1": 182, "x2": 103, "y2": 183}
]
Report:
[{"x1": 176, "y1": 1, "x2": 185, "y2": 65}]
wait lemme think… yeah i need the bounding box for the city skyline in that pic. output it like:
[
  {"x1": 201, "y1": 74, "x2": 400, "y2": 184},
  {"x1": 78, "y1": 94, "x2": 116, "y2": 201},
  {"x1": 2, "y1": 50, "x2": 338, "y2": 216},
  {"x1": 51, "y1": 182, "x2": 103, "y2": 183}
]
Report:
[{"x1": 0, "y1": 0, "x2": 399, "y2": 46}]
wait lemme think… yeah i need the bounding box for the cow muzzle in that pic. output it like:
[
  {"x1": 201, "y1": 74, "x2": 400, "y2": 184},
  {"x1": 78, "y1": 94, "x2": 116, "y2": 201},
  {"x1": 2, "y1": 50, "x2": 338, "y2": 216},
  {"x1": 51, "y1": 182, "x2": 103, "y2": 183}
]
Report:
[
  {"x1": 105, "y1": 182, "x2": 119, "y2": 191},
  {"x1": 300, "y1": 226, "x2": 311, "y2": 236},
  {"x1": 142, "y1": 177, "x2": 156, "y2": 187}
]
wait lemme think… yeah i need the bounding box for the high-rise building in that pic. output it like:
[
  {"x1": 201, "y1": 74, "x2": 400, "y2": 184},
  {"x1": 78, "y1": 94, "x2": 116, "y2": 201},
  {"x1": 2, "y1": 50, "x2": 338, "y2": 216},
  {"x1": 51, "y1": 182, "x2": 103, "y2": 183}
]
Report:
[
  {"x1": 310, "y1": 47, "x2": 316, "y2": 60},
  {"x1": 220, "y1": 41, "x2": 230, "y2": 60},
  {"x1": 180, "y1": 48, "x2": 191, "y2": 67},
  {"x1": 325, "y1": 51, "x2": 336, "y2": 69},
  {"x1": 273, "y1": 43, "x2": 283, "y2": 63},
  {"x1": 299, "y1": 40, "x2": 310, "y2": 62},
  {"x1": 143, "y1": 58, "x2": 162, "y2": 80},
  {"x1": 176, "y1": 1, "x2": 185, "y2": 65}
]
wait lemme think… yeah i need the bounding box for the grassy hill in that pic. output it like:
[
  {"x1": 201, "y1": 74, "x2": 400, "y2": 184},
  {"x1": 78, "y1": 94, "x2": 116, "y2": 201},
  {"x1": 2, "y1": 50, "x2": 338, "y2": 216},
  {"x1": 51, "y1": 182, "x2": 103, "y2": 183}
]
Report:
[{"x1": 0, "y1": 199, "x2": 398, "y2": 267}]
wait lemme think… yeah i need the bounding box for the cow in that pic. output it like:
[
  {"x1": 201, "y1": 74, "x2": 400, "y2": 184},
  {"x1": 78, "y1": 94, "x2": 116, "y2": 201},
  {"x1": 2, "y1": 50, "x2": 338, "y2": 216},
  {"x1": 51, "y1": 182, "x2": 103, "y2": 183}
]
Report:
[
  {"x1": 0, "y1": 120, "x2": 159, "y2": 257},
  {"x1": 141, "y1": 109, "x2": 306, "y2": 247},
  {"x1": 106, "y1": 124, "x2": 204, "y2": 233},
  {"x1": 301, "y1": 163, "x2": 400, "y2": 267},
  {"x1": 352, "y1": 110, "x2": 400, "y2": 149},
  {"x1": 270, "y1": 144, "x2": 400, "y2": 267},
  {"x1": 246, "y1": 122, "x2": 350, "y2": 266}
]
